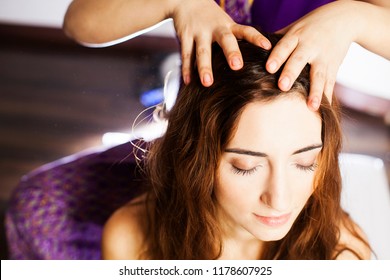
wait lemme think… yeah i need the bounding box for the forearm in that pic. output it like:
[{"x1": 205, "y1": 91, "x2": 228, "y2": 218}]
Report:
[
  {"x1": 63, "y1": 0, "x2": 180, "y2": 44},
  {"x1": 353, "y1": 1, "x2": 390, "y2": 59}
]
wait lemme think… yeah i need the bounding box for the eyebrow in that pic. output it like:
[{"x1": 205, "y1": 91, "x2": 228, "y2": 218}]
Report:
[{"x1": 225, "y1": 144, "x2": 323, "y2": 157}]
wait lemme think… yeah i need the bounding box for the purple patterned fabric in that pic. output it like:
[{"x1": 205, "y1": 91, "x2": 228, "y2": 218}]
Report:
[
  {"x1": 5, "y1": 143, "x2": 145, "y2": 259},
  {"x1": 219, "y1": 0, "x2": 254, "y2": 25},
  {"x1": 216, "y1": 0, "x2": 334, "y2": 32}
]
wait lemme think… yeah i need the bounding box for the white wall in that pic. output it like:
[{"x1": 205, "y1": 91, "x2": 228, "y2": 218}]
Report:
[
  {"x1": 0, "y1": 0, "x2": 72, "y2": 28},
  {"x1": 0, "y1": 0, "x2": 176, "y2": 36}
]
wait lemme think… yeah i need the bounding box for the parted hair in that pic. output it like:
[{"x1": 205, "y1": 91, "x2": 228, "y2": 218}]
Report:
[{"x1": 141, "y1": 34, "x2": 368, "y2": 259}]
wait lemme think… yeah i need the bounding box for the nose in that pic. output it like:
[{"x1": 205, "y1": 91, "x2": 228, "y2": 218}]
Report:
[{"x1": 260, "y1": 165, "x2": 290, "y2": 212}]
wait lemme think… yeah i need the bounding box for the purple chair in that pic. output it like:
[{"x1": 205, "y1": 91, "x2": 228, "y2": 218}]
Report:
[{"x1": 5, "y1": 143, "x2": 145, "y2": 259}]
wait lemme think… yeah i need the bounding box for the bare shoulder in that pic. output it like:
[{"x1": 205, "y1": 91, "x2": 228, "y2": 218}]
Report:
[
  {"x1": 336, "y1": 215, "x2": 372, "y2": 260},
  {"x1": 101, "y1": 194, "x2": 148, "y2": 259}
]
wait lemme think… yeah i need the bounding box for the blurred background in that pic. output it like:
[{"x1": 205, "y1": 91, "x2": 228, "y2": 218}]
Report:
[{"x1": 1, "y1": 0, "x2": 389, "y2": 259}]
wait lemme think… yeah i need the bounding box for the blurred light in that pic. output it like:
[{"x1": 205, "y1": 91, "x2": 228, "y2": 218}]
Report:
[
  {"x1": 102, "y1": 132, "x2": 132, "y2": 146},
  {"x1": 140, "y1": 87, "x2": 164, "y2": 107},
  {"x1": 102, "y1": 122, "x2": 168, "y2": 147}
]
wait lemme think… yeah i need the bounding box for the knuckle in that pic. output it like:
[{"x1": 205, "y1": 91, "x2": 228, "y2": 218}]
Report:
[
  {"x1": 197, "y1": 65, "x2": 211, "y2": 74},
  {"x1": 181, "y1": 51, "x2": 192, "y2": 61},
  {"x1": 315, "y1": 71, "x2": 326, "y2": 81},
  {"x1": 312, "y1": 68, "x2": 326, "y2": 81},
  {"x1": 219, "y1": 32, "x2": 236, "y2": 45},
  {"x1": 196, "y1": 47, "x2": 208, "y2": 57},
  {"x1": 326, "y1": 77, "x2": 336, "y2": 88},
  {"x1": 218, "y1": 30, "x2": 234, "y2": 40},
  {"x1": 291, "y1": 53, "x2": 306, "y2": 64},
  {"x1": 230, "y1": 23, "x2": 242, "y2": 32},
  {"x1": 181, "y1": 62, "x2": 190, "y2": 72},
  {"x1": 280, "y1": 40, "x2": 291, "y2": 49},
  {"x1": 227, "y1": 51, "x2": 241, "y2": 59},
  {"x1": 179, "y1": 26, "x2": 193, "y2": 38},
  {"x1": 250, "y1": 32, "x2": 265, "y2": 44},
  {"x1": 237, "y1": 24, "x2": 256, "y2": 35},
  {"x1": 278, "y1": 38, "x2": 294, "y2": 50}
]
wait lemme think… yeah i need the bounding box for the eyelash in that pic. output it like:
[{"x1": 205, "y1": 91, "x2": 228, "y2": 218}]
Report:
[
  {"x1": 231, "y1": 163, "x2": 318, "y2": 176},
  {"x1": 232, "y1": 166, "x2": 258, "y2": 176},
  {"x1": 295, "y1": 163, "x2": 318, "y2": 172}
]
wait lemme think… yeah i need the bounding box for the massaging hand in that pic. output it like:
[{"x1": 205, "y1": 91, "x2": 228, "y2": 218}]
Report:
[
  {"x1": 267, "y1": 1, "x2": 357, "y2": 110},
  {"x1": 171, "y1": 0, "x2": 271, "y2": 87},
  {"x1": 64, "y1": 0, "x2": 389, "y2": 111},
  {"x1": 175, "y1": 1, "x2": 390, "y2": 111},
  {"x1": 173, "y1": 0, "x2": 352, "y2": 111}
]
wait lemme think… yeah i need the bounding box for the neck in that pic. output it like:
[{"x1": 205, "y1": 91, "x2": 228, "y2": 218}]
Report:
[
  {"x1": 219, "y1": 236, "x2": 264, "y2": 260},
  {"x1": 216, "y1": 208, "x2": 264, "y2": 259}
]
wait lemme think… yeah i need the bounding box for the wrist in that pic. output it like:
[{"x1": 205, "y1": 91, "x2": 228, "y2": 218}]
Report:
[
  {"x1": 332, "y1": 1, "x2": 364, "y2": 43},
  {"x1": 347, "y1": 1, "x2": 381, "y2": 44},
  {"x1": 167, "y1": 0, "x2": 217, "y2": 19},
  {"x1": 350, "y1": 1, "x2": 390, "y2": 58},
  {"x1": 164, "y1": 0, "x2": 185, "y2": 18}
]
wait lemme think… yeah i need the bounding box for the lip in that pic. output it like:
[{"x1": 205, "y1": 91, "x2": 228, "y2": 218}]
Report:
[{"x1": 254, "y1": 213, "x2": 291, "y2": 227}]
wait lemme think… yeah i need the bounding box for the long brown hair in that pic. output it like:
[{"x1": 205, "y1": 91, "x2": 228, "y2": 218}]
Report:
[{"x1": 141, "y1": 34, "x2": 368, "y2": 259}]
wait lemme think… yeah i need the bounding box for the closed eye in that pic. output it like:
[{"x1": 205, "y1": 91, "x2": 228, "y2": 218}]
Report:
[
  {"x1": 231, "y1": 166, "x2": 258, "y2": 176},
  {"x1": 295, "y1": 163, "x2": 318, "y2": 172}
]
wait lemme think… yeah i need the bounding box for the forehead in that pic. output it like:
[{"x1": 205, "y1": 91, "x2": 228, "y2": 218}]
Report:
[{"x1": 228, "y1": 95, "x2": 322, "y2": 153}]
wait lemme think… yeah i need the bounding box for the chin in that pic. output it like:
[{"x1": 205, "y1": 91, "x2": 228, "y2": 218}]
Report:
[{"x1": 254, "y1": 225, "x2": 292, "y2": 242}]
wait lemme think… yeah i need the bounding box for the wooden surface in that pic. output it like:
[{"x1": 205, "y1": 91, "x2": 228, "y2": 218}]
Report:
[{"x1": 0, "y1": 24, "x2": 389, "y2": 259}]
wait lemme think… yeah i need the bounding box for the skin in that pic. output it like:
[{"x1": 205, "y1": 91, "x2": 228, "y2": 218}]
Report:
[
  {"x1": 101, "y1": 95, "x2": 371, "y2": 260},
  {"x1": 63, "y1": 0, "x2": 390, "y2": 111},
  {"x1": 215, "y1": 95, "x2": 322, "y2": 259}
]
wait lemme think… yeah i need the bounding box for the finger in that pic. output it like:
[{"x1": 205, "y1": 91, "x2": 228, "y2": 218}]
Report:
[
  {"x1": 275, "y1": 24, "x2": 290, "y2": 35},
  {"x1": 232, "y1": 24, "x2": 271, "y2": 50},
  {"x1": 323, "y1": 72, "x2": 336, "y2": 105},
  {"x1": 195, "y1": 37, "x2": 213, "y2": 87},
  {"x1": 180, "y1": 36, "x2": 195, "y2": 85},
  {"x1": 308, "y1": 63, "x2": 326, "y2": 111},
  {"x1": 266, "y1": 35, "x2": 298, "y2": 74},
  {"x1": 278, "y1": 48, "x2": 311, "y2": 91},
  {"x1": 214, "y1": 28, "x2": 243, "y2": 70}
]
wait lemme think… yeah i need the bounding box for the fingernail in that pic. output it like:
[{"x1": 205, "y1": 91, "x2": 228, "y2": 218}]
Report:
[
  {"x1": 231, "y1": 57, "x2": 242, "y2": 68},
  {"x1": 310, "y1": 97, "x2": 320, "y2": 110},
  {"x1": 203, "y1": 73, "x2": 212, "y2": 86},
  {"x1": 183, "y1": 75, "x2": 190, "y2": 85},
  {"x1": 279, "y1": 76, "x2": 290, "y2": 90},
  {"x1": 261, "y1": 40, "x2": 272, "y2": 50},
  {"x1": 267, "y1": 61, "x2": 277, "y2": 73}
]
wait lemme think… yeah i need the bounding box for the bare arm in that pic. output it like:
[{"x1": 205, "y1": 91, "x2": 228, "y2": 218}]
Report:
[
  {"x1": 63, "y1": 0, "x2": 270, "y2": 87},
  {"x1": 355, "y1": 0, "x2": 390, "y2": 60},
  {"x1": 64, "y1": 0, "x2": 389, "y2": 111},
  {"x1": 63, "y1": 0, "x2": 175, "y2": 44}
]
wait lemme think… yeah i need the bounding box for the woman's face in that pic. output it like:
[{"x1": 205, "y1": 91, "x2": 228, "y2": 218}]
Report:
[{"x1": 215, "y1": 95, "x2": 322, "y2": 242}]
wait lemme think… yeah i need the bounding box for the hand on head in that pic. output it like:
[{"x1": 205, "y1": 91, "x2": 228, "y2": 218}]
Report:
[
  {"x1": 173, "y1": 1, "x2": 355, "y2": 112},
  {"x1": 172, "y1": 0, "x2": 271, "y2": 87},
  {"x1": 64, "y1": 0, "x2": 390, "y2": 113},
  {"x1": 266, "y1": 2, "x2": 355, "y2": 111}
]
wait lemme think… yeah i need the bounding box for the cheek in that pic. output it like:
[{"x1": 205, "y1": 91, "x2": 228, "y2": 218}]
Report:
[
  {"x1": 290, "y1": 172, "x2": 316, "y2": 207},
  {"x1": 215, "y1": 167, "x2": 257, "y2": 210},
  {"x1": 215, "y1": 176, "x2": 243, "y2": 207}
]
